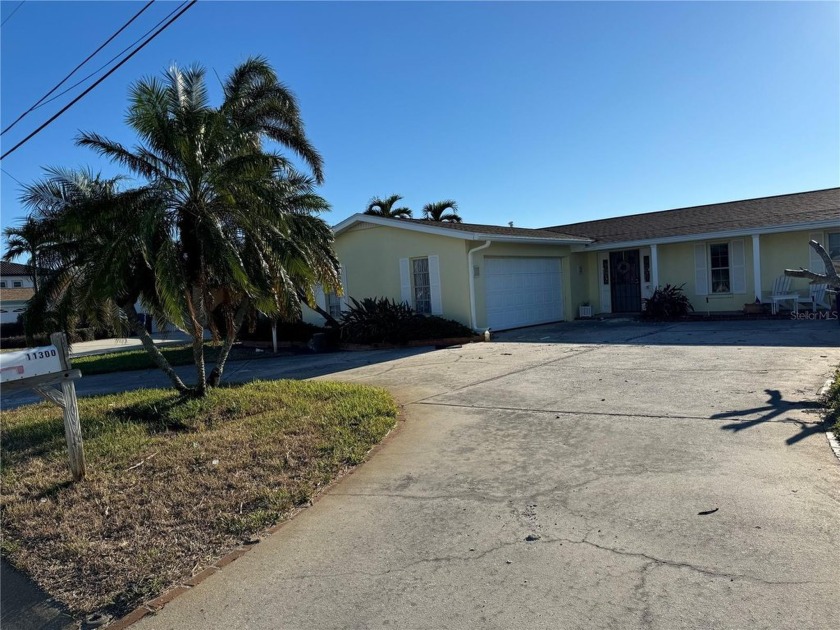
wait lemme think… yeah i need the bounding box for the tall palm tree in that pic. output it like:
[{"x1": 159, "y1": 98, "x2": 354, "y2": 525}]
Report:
[
  {"x1": 364, "y1": 194, "x2": 412, "y2": 219},
  {"x1": 3, "y1": 216, "x2": 45, "y2": 291},
  {"x1": 54, "y1": 58, "x2": 334, "y2": 396},
  {"x1": 422, "y1": 200, "x2": 462, "y2": 223}
]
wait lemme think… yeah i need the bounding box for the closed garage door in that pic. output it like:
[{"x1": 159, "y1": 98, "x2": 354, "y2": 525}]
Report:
[{"x1": 485, "y1": 257, "x2": 564, "y2": 330}]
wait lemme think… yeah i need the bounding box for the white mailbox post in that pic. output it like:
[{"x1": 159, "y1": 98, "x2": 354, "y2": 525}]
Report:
[{"x1": 1, "y1": 333, "x2": 85, "y2": 481}]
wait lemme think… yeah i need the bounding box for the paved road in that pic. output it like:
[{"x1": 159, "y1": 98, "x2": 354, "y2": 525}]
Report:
[{"x1": 123, "y1": 320, "x2": 839, "y2": 630}]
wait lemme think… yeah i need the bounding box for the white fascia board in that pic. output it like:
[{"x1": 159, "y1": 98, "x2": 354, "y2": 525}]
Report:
[
  {"x1": 570, "y1": 219, "x2": 840, "y2": 252},
  {"x1": 333, "y1": 214, "x2": 591, "y2": 245}
]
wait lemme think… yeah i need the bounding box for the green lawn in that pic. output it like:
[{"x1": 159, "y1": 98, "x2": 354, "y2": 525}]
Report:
[
  {"x1": 0, "y1": 381, "x2": 397, "y2": 619},
  {"x1": 71, "y1": 343, "x2": 222, "y2": 375}
]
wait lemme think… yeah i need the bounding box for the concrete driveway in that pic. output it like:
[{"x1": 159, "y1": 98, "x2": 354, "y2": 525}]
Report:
[{"x1": 125, "y1": 319, "x2": 840, "y2": 630}]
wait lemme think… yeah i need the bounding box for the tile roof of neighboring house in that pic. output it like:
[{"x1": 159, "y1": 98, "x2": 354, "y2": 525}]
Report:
[
  {"x1": 543, "y1": 188, "x2": 840, "y2": 244},
  {"x1": 0, "y1": 260, "x2": 37, "y2": 276},
  {"x1": 0, "y1": 287, "x2": 35, "y2": 303}
]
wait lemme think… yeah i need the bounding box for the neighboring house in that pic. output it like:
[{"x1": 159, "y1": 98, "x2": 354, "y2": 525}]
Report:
[
  {"x1": 304, "y1": 188, "x2": 840, "y2": 331},
  {"x1": 0, "y1": 261, "x2": 37, "y2": 325}
]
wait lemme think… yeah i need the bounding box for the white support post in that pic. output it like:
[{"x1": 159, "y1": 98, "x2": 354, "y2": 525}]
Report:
[
  {"x1": 752, "y1": 234, "x2": 761, "y2": 302},
  {"x1": 650, "y1": 244, "x2": 659, "y2": 288}
]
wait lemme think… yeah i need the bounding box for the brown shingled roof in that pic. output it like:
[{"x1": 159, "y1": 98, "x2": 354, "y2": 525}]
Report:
[
  {"x1": 0, "y1": 261, "x2": 36, "y2": 276},
  {"x1": 375, "y1": 217, "x2": 589, "y2": 241},
  {"x1": 543, "y1": 188, "x2": 840, "y2": 244}
]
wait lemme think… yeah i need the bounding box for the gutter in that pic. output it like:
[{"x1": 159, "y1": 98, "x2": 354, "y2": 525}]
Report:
[{"x1": 468, "y1": 240, "x2": 492, "y2": 331}]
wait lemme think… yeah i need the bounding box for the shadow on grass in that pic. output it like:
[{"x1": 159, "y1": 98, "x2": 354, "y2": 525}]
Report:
[{"x1": 713, "y1": 389, "x2": 823, "y2": 445}]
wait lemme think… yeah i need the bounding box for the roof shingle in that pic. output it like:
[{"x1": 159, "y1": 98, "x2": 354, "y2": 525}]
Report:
[{"x1": 543, "y1": 188, "x2": 840, "y2": 244}]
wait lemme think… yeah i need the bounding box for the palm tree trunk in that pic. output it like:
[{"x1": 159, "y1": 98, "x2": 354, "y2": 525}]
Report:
[
  {"x1": 122, "y1": 302, "x2": 189, "y2": 393},
  {"x1": 185, "y1": 289, "x2": 207, "y2": 397},
  {"x1": 207, "y1": 301, "x2": 249, "y2": 387}
]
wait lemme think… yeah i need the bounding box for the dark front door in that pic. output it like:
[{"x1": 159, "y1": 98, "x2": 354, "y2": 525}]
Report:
[{"x1": 610, "y1": 249, "x2": 642, "y2": 312}]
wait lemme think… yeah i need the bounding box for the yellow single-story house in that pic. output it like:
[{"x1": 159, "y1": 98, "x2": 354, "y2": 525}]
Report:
[{"x1": 304, "y1": 188, "x2": 840, "y2": 331}]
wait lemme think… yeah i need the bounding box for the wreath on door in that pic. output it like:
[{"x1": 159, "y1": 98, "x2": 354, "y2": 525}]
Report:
[{"x1": 616, "y1": 260, "x2": 631, "y2": 275}]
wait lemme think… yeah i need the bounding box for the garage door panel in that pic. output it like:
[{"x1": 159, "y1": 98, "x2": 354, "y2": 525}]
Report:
[{"x1": 485, "y1": 257, "x2": 564, "y2": 330}]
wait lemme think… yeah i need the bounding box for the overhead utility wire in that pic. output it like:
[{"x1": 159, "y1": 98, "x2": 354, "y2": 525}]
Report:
[
  {"x1": 1, "y1": 1, "x2": 26, "y2": 28},
  {"x1": 14, "y1": 1, "x2": 187, "y2": 119},
  {"x1": 2, "y1": 0, "x2": 156, "y2": 135},
  {"x1": 0, "y1": 0, "x2": 197, "y2": 162}
]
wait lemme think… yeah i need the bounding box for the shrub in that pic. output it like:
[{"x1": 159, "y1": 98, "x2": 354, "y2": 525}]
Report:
[
  {"x1": 641, "y1": 283, "x2": 694, "y2": 320},
  {"x1": 339, "y1": 297, "x2": 474, "y2": 344},
  {"x1": 237, "y1": 314, "x2": 326, "y2": 343}
]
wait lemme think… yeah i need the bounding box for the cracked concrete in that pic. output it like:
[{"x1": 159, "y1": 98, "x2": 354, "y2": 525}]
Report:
[{"x1": 122, "y1": 319, "x2": 839, "y2": 629}]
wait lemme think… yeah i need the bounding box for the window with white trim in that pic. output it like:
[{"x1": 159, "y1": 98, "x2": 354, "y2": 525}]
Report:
[
  {"x1": 12, "y1": 281, "x2": 22, "y2": 288},
  {"x1": 829, "y1": 232, "x2": 840, "y2": 262},
  {"x1": 412, "y1": 257, "x2": 431, "y2": 314},
  {"x1": 709, "y1": 243, "x2": 730, "y2": 293},
  {"x1": 325, "y1": 291, "x2": 342, "y2": 318},
  {"x1": 0, "y1": 282, "x2": 5, "y2": 288}
]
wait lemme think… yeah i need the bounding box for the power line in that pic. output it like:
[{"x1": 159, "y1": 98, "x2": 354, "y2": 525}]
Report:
[
  {"x1": 1, "y1": 0, "x2": 197, "y2": 162},
  {"x1": 1, "y1": 1, "x2": 26, "y2": 28},
  {"x1": 2, "y1": 0, "x2": 156, "y2": 136},
  {"x1": 13, "y1": 1, "x2": 187, "y2": 121},
  {"x1": 1, "y1": 167, "x2": 25, "y2": 187}
]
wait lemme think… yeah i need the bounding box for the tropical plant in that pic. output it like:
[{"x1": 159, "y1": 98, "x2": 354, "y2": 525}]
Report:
[
  {"x1": 3, "y1": 216, "x2": 46, "y2": 291},
  {"x1": 421, "y1": 200, "x2": 461, "y2": 223},
  {"x1": 339, "y1": 296, "x2": 473, "y2": 344},
  {"x1": 641, "y1": 283, "x2": 694, "y2": 320},
  {"x1": 364, "y1": 194, "x2": 412, "y2": 219},
  {"x1": 10, "y1": 58, "x2": 338, "y2": 396}
]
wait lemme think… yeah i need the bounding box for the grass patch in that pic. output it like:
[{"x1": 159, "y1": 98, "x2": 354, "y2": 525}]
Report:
[
  {"x1": 71, "y1": 343, "x2": 222, "y2": 375},
  {"x1": 823, "y1": 369, "x2": 840, "y2": 440},
  {"x1": 1, "y1": 381, "x2": 397, "y2": 618}
]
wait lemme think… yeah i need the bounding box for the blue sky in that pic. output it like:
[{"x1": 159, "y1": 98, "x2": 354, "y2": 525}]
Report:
[{"x1": 1, "y1": 0, "x2": 838, "y2": 234}]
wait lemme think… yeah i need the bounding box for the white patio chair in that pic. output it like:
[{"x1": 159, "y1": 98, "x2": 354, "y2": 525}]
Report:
[
  {"x1": 768, "y1": 275, "x2": 796, "y2": 315},
  {"x1": 797, "y1": 284, "x2": 829, "y2": 312}
]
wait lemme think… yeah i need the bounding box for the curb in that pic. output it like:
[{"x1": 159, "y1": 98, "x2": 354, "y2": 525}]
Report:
[{"x1": 819, "y1": 378, "x2": 840, "y2": 463}]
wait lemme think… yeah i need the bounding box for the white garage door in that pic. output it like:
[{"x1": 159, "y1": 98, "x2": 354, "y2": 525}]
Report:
[{"x1": 485, "y1": 257, "x2": 564, "y2": 330}]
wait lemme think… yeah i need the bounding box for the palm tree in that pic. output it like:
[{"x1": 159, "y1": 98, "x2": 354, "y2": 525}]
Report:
[
  {"x1": 55, "y1": 58, "x2": 334, "y2": 396},
  {"x1": 364, "y1": 194, "x2": 412, "y2": 219},
  {"x1": 422, "y1": 200, "x2": 461, "y2": 223},
  {"x1": 3, "y1": 216, "x2": 45, "y2": 291}
]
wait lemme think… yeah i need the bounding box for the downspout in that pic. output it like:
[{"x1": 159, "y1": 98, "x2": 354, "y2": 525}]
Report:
[{"x1": 468, "y1": 240, "x2": 492, "y2": 332}]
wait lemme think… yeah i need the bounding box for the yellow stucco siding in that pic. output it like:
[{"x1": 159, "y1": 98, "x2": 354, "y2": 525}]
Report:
[
  {"x1": 574, "y1": 228, "x2": 839, "y2": 314},
  {"x1": 469, "y1": 241, "x2": 575, "y2": 328},
  {"x1": 303, "y1": 224, "x2": 473, "y2": 327}
]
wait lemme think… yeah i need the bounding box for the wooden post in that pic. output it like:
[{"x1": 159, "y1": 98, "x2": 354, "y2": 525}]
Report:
[{"x1": 50, "y1": 333, "x2": 86, "y2": 481}]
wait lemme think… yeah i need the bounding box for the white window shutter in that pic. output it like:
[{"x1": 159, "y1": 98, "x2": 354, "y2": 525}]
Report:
[
  {"x1": 314, "y1": 285, "x2": 326, "y2": 310},
  {"x1": 428, "y1": 254, "x2": 443, "y2": 315},
  {"x1": 694, "y1": 243, "x2": 708, "y2": 296},
  {"x1": 399, "y1": 258, "x2": 411, "y2": 305},
  {"x1": 809, "y1": 232, "x2": 824, "y2": 273},
  {"x1": 339, "y1": 266, "x2": 349, "y2": 311},
  {"x1": 730, "y1": 239, "x2": 746, "y2": 294}
]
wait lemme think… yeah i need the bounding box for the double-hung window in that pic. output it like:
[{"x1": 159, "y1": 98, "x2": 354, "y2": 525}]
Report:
[
  {"x1": 709, "y1": 243, "x2": 730, "y2": 293},
  {"x1": 829, "y1": 232, "x2": 840, "y2": 263},
  {"x1": 325, "y1": 291, "x2": 342, "y2": 318},
  {"x1": 412, "y1": 257, "x2": 431, "y2": 314},
  {"x1": 12, "y1": 281, "x2": 22, "y2": 288}
]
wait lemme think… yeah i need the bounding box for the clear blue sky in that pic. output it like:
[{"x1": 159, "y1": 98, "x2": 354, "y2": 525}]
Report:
[{"x1": 1, "y1": 0, "x2": 838, "y2": 234}]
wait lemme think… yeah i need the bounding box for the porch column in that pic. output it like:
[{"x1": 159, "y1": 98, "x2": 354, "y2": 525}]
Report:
[
  {"x1": 752, "y1": 234, "x2": 761, "y2": 301},
  {"x1": 650, "y1": 244, "x2": 659, "y2": 288}
]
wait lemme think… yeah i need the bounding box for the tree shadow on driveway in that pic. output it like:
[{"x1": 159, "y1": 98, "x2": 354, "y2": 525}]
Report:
[{"x1": 713, "y1": 389, "x2": 824, "y2": 445}]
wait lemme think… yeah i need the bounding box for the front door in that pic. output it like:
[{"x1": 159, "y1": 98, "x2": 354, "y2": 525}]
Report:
[{"x1": 609, "y1": 249, "x2": 641, "y2": 312}]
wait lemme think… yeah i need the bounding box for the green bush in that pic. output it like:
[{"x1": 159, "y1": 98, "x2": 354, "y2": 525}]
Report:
[
  {"x1": 339, "y1": 297, "x2": 474, "y2": 344},
  {"x1": 641, "y1": 283, "x2": 694, "y2": 320}
]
